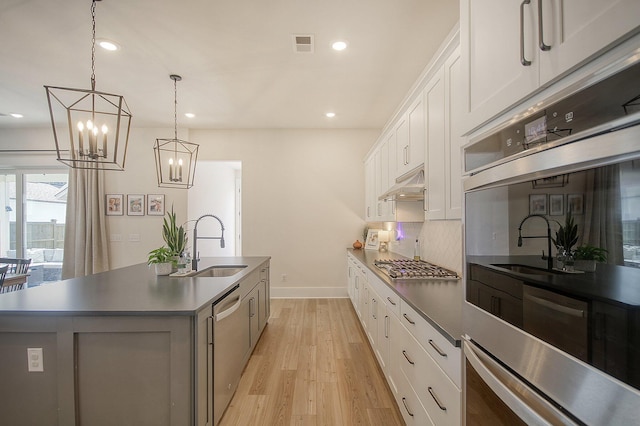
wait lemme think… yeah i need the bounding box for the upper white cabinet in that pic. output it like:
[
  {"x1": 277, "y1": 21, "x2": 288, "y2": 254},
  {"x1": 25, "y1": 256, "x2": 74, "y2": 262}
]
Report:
[
  {"x1": 426, "y1": 46, "x2": 463, "y2": 220},
  {"x1": 398, "y1": 95, "x2": 426, "y2": 178},
  {"x1": 460, "y1": 0, "x2": 640, "y2": 133}
]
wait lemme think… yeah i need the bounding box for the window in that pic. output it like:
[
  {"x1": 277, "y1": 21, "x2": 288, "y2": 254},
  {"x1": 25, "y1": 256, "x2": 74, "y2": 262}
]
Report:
[
  {"x1": 0, "y1": 171, "x2": 68, "y2": 285},
  {"x1": 621, "y1": 160, "x2": 640, "y2": 268}
]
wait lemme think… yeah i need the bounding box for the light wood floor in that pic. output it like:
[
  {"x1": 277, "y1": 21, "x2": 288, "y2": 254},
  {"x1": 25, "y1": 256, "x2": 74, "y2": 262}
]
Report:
[{"x1": 219, "y1": 298, "x2": 405, "y2": 426}]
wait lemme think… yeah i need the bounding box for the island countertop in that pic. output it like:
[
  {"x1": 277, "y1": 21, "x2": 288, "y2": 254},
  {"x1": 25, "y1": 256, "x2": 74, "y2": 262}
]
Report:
[{"x1": 0, "y1": 256, "x2": 270, "y2": 316}]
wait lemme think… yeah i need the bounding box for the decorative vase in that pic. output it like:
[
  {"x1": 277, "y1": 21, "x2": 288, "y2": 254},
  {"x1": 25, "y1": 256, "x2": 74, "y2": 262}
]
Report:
[
  {"x1": 154, "y1": 262, "x2": 173, "y2": 276},
  {"x1": 353, "y1": 240, "x2": 363, "y2": 249}
]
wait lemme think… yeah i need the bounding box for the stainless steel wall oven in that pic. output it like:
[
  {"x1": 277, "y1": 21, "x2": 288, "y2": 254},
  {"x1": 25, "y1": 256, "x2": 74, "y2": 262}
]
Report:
[{"x1": 463, "y1": 49, "x2": 640, "y2": 424}]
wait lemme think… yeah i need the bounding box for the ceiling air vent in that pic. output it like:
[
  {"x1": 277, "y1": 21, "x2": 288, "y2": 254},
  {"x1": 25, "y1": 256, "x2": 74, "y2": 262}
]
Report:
[{"x1": 292, "y1": 34, "x2": 314, "y2": 53}]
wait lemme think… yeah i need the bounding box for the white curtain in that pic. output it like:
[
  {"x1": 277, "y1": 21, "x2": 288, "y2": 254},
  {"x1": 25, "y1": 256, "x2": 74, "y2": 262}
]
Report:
[
  {"x1": 62, "y1": 168, "x2": 110, "y2": 279},
  {"x1": 583, "y1": 164, "x2": 624, "y2": 265}
]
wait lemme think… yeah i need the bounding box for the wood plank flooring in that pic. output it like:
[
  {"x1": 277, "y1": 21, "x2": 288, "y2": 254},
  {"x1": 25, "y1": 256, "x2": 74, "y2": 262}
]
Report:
[{"x1": 219, "y1": 298, "x2": 404, "y2": 426}]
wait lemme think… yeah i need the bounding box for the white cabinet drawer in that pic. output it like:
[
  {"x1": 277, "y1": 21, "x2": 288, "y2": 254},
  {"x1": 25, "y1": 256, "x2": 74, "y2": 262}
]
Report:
[
  {"x1": 366, "y1": 272, "x2": 401, "y2": 318},
  {"x1": 397, "y1": 323, "x2": 461, "y2": 426},
  {"x1": 400, "y1": 301, "x2": 461, "y2": 388},
  {"x1": 394, "y1": 363, "x2": 434, "y2": 426}
]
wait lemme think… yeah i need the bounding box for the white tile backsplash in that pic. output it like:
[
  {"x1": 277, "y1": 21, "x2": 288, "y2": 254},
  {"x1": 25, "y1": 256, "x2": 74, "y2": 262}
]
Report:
[{"x1": 386, "y1": 220, "x2": 463, "y2": 274}]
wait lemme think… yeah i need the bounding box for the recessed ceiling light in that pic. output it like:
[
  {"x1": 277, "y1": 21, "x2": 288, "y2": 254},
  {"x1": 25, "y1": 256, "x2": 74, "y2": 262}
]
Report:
[
  {"x1": 185, "y1": 113, "x2": 195, "y2": 118},
  {"x1": 10, "y1": 113, "x2": 23, "y2": 118},
  {"x1": 325, "y1": 112, "x2": 336, "y2": 118},
  {"x1": 332, "y1": 41, "x2": 347, "y2": 51},
  {"x1": 97, "y1": 39, "x2": 120, "y2": 51}
]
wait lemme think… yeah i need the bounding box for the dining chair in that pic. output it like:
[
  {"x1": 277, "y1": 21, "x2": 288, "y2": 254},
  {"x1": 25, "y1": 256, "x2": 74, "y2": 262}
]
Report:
[
  {"x1": 0, "y1": 258, "x2": 31, "y2": 293},
  {"x1": 0, "y1": 265, "x2": 8, "y2": 292},
  {"x1": 0, "y1": 257, "x2": 31, "y2": 274}
]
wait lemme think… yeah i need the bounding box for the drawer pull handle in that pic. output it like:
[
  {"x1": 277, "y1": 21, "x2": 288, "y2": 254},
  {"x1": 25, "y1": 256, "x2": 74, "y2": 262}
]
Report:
[
  {"x1": 428, "y1": 339, "x2": 448, "y2": 358},
  {"x1": 402, "y1": 397, "x2": 414, "y2": 417},
  {"x1": 403, "y1": 313, "x2": 415, "y2": 325},
  {"x1": 402, "y1": 350, "x2": 415, "y2": 365},
  {"x1": 520, "y1": 0, "x2": 532, "y2": 66},
  {"x1": 428, "y1": 386, "x2": 447, "y2": 411},
  {"x1": 386, "y1": 296, "x2": 397, "y2": 306}
]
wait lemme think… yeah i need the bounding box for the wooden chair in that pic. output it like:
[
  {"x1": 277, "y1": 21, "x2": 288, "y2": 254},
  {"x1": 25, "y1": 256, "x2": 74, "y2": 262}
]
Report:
[
  {"x1": 0, "y1": 265, "x2": 8, "y2": 293},
  {"x1": 0, "y1": 258, "x2": 31, "y2": 293},
  {"x1": 0, "y1": 257, "x2": 31, "y2": 274}
]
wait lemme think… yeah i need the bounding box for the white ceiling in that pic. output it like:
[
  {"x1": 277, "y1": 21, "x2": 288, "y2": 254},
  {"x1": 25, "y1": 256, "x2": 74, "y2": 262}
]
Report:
[{"x1": 0, "y1": 0, "x2": 458, "y2": 130}]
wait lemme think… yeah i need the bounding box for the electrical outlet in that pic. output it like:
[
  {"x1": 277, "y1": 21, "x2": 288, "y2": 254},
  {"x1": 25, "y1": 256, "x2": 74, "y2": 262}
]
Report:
[
  {"x1": 128, "y1": 233, "x2": 140, "y2": 242},
  {"x1": 281, "y1": 274, "x2": 287, "y2": 282},
  {"x1": 110, "y1": 233, "x2": 122, "y2": 242},
  {"x1": 27, "y1": 348, "x2": 44, "y2": 372}
]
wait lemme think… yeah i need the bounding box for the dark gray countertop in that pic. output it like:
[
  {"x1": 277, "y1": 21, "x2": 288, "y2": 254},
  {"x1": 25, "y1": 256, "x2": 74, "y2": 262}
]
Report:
[
  {"x1": 0, "y1": 256, "x2": 270, "y2": 316},
  {"x1": 468, "y1": 255, "x2": 640, "y2": 308},
  {"x1": 348, "y1": 249, "x2": 463, "y2": 347}
]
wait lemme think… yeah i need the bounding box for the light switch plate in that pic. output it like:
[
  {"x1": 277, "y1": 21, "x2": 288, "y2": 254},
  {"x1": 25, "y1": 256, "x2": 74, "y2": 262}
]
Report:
[{"x1": 27, "y1": 347, "x2": 44, "y2": 372}]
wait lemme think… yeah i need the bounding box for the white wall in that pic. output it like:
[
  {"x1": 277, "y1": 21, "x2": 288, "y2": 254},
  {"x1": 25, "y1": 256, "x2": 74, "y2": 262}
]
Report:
[
  {"x1": 191, "y1": 129, "x2": 377, "y2": 298},
  {"x1": 188, "y1": 161, "x2": 239, "y2": 257}
]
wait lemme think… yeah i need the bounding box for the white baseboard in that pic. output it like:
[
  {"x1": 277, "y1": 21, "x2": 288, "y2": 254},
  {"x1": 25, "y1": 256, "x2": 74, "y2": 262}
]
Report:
[{"x1": 271, "y1": 286, "x2": 348, "y2": 299}]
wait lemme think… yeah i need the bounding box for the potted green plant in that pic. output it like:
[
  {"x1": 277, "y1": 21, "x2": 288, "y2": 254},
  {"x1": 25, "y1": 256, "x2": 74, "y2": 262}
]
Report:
[
  {"x1": 147, "y1": 246, "x2": 173, "y2": 276},
  {"x1": 162, "y1": 206, "x2": 187, "y2": 270},
  {"x1": 574, "y1": 245, "x2": 607, "y2": 272},
  {"x1": 551, "y1": 211, "x2": 579, "y2": 270}
]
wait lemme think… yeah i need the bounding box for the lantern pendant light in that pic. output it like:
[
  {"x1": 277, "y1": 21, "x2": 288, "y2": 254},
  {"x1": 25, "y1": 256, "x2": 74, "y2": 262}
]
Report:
[
  {"x1": 44, "y1": 0, "x2": 132, "y2": 171},
  {"x1": 153, "y1": 75, "x2": 199, "y2": 189}
]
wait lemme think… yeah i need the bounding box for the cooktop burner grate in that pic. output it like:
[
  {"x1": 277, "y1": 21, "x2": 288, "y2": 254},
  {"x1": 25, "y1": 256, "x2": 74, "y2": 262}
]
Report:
[{"x1": 374, "y1": 259, "x2": 459, "y2": 280}]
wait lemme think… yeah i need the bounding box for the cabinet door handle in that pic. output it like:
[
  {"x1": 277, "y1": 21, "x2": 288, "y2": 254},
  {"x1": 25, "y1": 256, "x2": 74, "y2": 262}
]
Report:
[
  {"x1": 250, "y1": 297, "x2": 256, "y2": 317},
  {"x1": 385, "y1": 315, "x2": 389, "y2": 338},
  {"x1": 537, "y1": 0, "x2": 551, "y2": 51},
  {"x1": 401, "y1": 397, "x2": 414, "y2": 417},
  {"x1": 520, "y1": 0, "x2": 532, "y2": 66},
  {"x1": 207, "y1": 316, "x2": 214, "y2": 345},
  {"x1": 405, "y1": 145, "x2": 410, "y2": 165},
  {"x1": 403, "y1": 313, "x2": 415, "y2": 325},
  {"x1": 428, "y1": 386, "x2": 447, "y2": 411},
  {"x1": 402, "y1": 350, "x2": 415, "y2": 365},
  {"x1": 428, "y1": 339, "x2": 448, "y2": 358},
  {"x1": 423, "y1": 188, "x2": 428, "y2": 212},
  {"x1": 386, "y1": 296, "x2": 396, "y2": 306}
]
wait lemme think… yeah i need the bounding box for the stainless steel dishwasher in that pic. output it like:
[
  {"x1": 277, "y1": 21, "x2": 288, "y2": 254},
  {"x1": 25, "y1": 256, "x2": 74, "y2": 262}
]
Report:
[{"x1": 209, "y1": 284, "x2": 250, "y2": 426}]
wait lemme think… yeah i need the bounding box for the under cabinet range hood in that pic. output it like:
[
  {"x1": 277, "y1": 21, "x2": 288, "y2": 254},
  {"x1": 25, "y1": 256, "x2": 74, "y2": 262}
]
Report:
[{"x1": 379, "y1": 167, "x2": 425, "y2": 201}]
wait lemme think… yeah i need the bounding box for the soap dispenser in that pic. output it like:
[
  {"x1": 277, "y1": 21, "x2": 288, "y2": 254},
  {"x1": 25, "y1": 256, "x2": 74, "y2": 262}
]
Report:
[{"x1": 414, "y1": 239, "x2": 421, "y2": 261}]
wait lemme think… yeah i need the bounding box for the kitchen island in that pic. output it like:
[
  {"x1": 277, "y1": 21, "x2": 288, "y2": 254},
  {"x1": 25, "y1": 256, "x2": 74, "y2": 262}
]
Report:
[{"x1": 0, "y1": 256, "x2": 270, "y2": 426}]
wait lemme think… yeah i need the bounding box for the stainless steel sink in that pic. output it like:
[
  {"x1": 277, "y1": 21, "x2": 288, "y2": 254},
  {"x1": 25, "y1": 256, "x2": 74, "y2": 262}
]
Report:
[
  {"x1": 490, "y1": 264, "x2": 558, "y2": 276},
  {"x1": 189, "y1": 265, "x2": 247, "y2": 277}
]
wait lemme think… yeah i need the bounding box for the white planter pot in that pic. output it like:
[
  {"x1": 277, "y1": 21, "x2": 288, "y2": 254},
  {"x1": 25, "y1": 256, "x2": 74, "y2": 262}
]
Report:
[
  {"x1": 574, "y1": 259, "x2": 597, "y2": 272},
  {"x1": 153, "y1": 262, "x2": 173, "y2": 276}
]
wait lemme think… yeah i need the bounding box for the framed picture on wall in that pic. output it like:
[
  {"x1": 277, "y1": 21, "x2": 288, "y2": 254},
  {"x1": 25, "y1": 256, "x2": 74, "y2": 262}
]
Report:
[
  {"x1": 567, "y1": 194, "x2": 584, "y2": 215},
  {"x1": 147, "y1": 194, "x2": 165, "y2": 216},
  {"x1": 529, "y1": 194, "x2": 547, "y2": 215},
  {"x1": 549, "y1": 194, "x2": 564, "y2": 216},
  {"x1": 105, "y1": 194, "x2": 123, "y2": 216},
  {"x1": 127, "y1": 194, "x2": 145, "y2": 216}
]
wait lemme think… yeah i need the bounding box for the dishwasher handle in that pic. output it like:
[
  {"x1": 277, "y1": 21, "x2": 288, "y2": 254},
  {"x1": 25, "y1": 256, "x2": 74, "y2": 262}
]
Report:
[
  {"x1": 215, "y1": 295, "x2": 242, "y2": 321},
  {"x1": 524, "y1": 293, "x2": 585, "y2": 317}
]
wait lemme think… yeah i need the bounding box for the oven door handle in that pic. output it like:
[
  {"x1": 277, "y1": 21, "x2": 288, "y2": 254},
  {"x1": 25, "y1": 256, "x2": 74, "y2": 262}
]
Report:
[{"x1": 463, "y1": 337, "x2": 577, "y2": 425}]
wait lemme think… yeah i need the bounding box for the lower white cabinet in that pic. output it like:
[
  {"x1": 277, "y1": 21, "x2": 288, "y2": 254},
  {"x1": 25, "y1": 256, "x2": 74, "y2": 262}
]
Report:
[{"x1": 348, "y1": 255, "x2": 462, "y2": 425}]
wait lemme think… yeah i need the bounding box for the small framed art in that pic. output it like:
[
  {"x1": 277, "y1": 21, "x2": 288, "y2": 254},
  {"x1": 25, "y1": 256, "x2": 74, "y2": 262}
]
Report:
[
  {"x1": 567, "y1": 194, "x2": 584, "y2": 215},
  {"x1": 529, "y1": 194, "x2": 547, "y2": 215},
  {"x1": 365, "y1": 229, "x2": 381, "y2": 250},
  {"x1": 549, "y1": 194, "x2": 564, "y2": 216},
  {"x1": 106, "y1": 194, "x2": 124, "y2": 216},
  {"x1": 127, "y1": 194, "x2": 145, "y2": 216},
  {"x1": 147, "y1": 194, "x2": 165, "y2": 216}
]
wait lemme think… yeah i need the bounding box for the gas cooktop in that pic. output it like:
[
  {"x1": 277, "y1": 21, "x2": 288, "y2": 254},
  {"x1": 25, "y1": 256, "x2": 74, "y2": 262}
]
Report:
[{"x1": 374, "y1": 259, "x2": 459, "y2": 280}]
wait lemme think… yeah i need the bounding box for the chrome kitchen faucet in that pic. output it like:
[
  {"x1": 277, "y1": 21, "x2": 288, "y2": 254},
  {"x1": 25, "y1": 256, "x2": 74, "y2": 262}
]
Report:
[
  {"x1": 517, "y1": 213, "x2": 553, "y2": 270},
  {"x1": 192, "y1": 214, "x2": 225, "y2": 271}
]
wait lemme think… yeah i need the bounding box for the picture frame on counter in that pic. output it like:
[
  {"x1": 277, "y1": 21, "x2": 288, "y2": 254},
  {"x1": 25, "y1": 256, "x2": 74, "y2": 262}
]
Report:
[
  {"x1": 567, "y1": 193, "x2": 584, "y2": 215},
  {"x1": 529, "y1": 194, "x2": 547, "y2": 215},
  {"x1": 365, "y1": 229, "x2": 381, "y2": 250},
  {"x1": 127, "y1": 194, "x2": 145, "y2": 216},
  {"x1": 147, "y1": 194, "x2": 165, "y2": 216},
  {"x1": 105, "y1": 194, "x2": 124, "y2": 216},
  {"x1": 549, "y1": 194, "x2": 564, "y2": 216}
]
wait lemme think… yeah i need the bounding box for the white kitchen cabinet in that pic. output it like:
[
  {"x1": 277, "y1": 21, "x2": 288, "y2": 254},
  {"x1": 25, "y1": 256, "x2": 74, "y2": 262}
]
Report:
[
  {"x1": 364, "y1": 156, "x2": 375, "y2": 222},
  {"x1": 366, "y1": 283, "x2": 380, "y2": 348},
  {"x1": 396, "y1": 94, "x2": 425, "y2": 179},
  {"x1": 460, "y1": 0, "x2": 640, "y2": 133},
  {"x1": 425, "y1": 47, "x2": 463, "y2": 221}
]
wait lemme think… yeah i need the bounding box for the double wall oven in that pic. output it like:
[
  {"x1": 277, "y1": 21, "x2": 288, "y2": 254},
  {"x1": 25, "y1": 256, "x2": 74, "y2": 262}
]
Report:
[{"x1": 463, "y1": 48, "x2": 640, "y2": 424}]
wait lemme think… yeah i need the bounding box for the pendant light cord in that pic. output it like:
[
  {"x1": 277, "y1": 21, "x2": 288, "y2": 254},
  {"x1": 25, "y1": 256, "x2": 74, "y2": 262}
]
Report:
[
  {"x1": 174, "y1": 77, "x2": 178, "y2": 140},
  {"x1": 90, "y1": 0, "x2": 97, "y2": 91}
]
